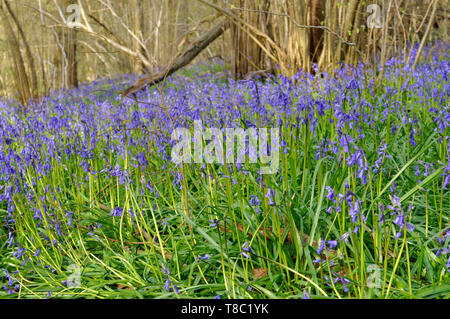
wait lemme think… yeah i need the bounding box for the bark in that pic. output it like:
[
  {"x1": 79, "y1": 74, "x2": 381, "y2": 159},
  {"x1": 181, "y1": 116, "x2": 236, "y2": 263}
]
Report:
[
  {"x1": 0, "y1": 0, "x2": 31, "y2": 105},
  {"x1": 310, "y1": 0, "x2": 325, "y2": 63},
  {"x1": 66, "y1": 0, "x2": 78, "y2": 88},
  {"x1": 3, "y1": 0, "x2": 38, "y2": 98},
  {"x1": 230, "y1": 0, "x2": 270, "y2": 79},
  {"x1": 66, "y1": 27, "x2": 78, "y2": 88},
  {"x1": 131, "y1": 0, "x2": 145, "y2": 74}
]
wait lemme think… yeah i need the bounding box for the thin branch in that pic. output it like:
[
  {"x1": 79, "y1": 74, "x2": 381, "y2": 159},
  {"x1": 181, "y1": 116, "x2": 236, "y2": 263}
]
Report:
[{"x1": 412, "y1": 0, "x2": 439, "y2": 69}]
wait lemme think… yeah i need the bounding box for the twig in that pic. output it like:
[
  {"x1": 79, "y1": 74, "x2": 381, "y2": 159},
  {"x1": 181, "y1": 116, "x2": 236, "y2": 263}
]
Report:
[{"x1": 412, "y1": 0, "x2": 439, "y2": 69}]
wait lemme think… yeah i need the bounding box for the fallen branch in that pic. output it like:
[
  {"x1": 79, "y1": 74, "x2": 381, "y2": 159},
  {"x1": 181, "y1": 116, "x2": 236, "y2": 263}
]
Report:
[{"x1": 123, "y1": 18, "x2": 228, "y2": 97}]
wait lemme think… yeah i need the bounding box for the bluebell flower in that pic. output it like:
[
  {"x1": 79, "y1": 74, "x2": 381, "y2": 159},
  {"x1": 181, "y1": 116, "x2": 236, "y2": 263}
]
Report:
[
  {"x1": 241, "y1": 242, "x2": 252, "y2": 258},
  {"x1": 110, "y1": 207, "x2": 123, "y2": 217},
  {"x1": 325, "y1": 186, "x2": 336, "y2": 202},
  {"x1": 209, "y1": 219, "x2": 219, "y2": 227},
  {"x1": 316, "y1": 239, "x2": 325, "y2": 255},
  {"x1": 164, "y1": 279, "x2": 170, "y2": 291},
  {"x1": 249, "y1": 195, "x2": 260, "y2": 206},
  {"x1": 327, "y1": 240, "x2": 338, "y2": 249},
  {"x1": 340, "y1": 233, "x2": 350, "y2": 242},
  {"x1": 265, "y1": 188, "x2": 275, "y2": 206},
  {"x1": 302, "y1": 290, "x2": 310, "y2": 299},
  {"x1": 197, "y1": 254, "x2": 210, "y2": 260}
]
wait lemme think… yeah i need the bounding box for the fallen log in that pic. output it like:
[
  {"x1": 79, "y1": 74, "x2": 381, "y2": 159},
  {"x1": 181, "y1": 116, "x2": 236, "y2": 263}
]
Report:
[{"x1": 123, "y1": 18, "x2": 228, "y2": 97}]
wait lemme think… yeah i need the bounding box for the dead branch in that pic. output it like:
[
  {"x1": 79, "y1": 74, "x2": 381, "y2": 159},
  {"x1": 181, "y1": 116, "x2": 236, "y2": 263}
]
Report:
[{"x1": 123, "y1": 18, "x2": 228, "y2": 97}]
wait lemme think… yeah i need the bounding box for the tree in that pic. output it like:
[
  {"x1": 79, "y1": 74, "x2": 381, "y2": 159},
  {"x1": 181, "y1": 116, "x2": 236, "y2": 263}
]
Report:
[
  {"x1": 130, "y1": 0, "x2": 146, "y2": 74},
  {"x1": 65, "y1": 0, "x2": 78, "y2": 88},
  {"x1": 0, "y1": 0, "x2": 36, "y2": 105}
]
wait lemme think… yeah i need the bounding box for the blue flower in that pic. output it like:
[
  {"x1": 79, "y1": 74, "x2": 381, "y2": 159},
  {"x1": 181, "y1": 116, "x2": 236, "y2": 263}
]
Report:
[
  {"x1": 249, "y1": 195, "x2": 260, "y2": 206},
  {"x1": 164, "y1": 279, "x2": 170, "y2": 291},
  {"x1": 197, "y1": 254, "x2": 210, "y2": 260},
  {"x1": 327, "y1": 240, "x2": 338, "y2": 249},
  {"x1": 110, "y1": 207, "x2": 123, "y2": 217},
  {"x1": 241, "y1": 242, "x2": 252, "y2": 258},
  {"x1": 265, "y1": 188, "x2": 275, "y2": 206},
  {"x1": 302, "y1": 290, "x2": 311, "y2": 299},
  {"x1": 340, "y1": 233, "x2": 350, "y2": 242},
  {"x1": 209, "y1": 219, "x2": 219, "y2": 227},
  {"x1": 316, "y1": 239, "x2": 325, "y2": 255},
  {"x1": 325, "y1": 186, "x2": 336, "y2": 202}
]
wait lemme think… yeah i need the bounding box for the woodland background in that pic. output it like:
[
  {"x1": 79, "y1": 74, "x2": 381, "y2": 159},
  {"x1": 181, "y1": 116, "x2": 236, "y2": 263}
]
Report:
[{"x1": 0, "y1": 0, "x2": 448, "y2": 104}]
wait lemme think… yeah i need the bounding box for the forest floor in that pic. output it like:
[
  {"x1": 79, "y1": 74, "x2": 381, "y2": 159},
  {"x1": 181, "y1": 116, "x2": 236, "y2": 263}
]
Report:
[{"x1": 0, "y1": 44, "x2": 449, "y2": 299}]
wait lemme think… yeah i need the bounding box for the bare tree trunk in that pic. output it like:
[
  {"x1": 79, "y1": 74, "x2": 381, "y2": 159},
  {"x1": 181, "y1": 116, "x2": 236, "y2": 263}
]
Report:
[
  {"x1": 167, "y1": 0, "x2": 177, "y2": 59},
  {"x1": 3, "y1": 0, "x2": 38, "y2": 98},
  {"x1": 0, "y1": 0, "x2": 32, "y2": 105},
  {"x1": 65, "y1": 28, "x2": 78, "y2": 88},
  {"x1": 230, "y1": 0, "x2": 268, "y2": 79},
  {"x1": 131, "y1": 0, "x2": 145, "y2": 74},
  {"x1": 310, "y1": 0, "x2": 325, "y2": 63},
  {"x1": 66, "y1": 0, "x2": 78, "y2": 88}
]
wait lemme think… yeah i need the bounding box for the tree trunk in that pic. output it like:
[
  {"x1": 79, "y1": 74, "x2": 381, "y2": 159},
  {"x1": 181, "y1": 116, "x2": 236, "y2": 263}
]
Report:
[
  {"x1": 310, "y1": 0, "x2": 325, "y2": 63},
  {"x1": 65, "y1": 0, "x2": 78, "y2": 88},
  {"x1": 131, "y1": 0, "x2": 145, "y2": 74},
  {"x1": 230, "y1": 0, "x2": 268, "y2": 78},
  {"x1": 0, "y1": 0, "x2": 32, "y2": 105},
  {"x1": 3, "y1": 0, "x2": 38, "y2": 98},
  {"x1": 65, "y1": 26, "x2": 78, "y2": 88}
]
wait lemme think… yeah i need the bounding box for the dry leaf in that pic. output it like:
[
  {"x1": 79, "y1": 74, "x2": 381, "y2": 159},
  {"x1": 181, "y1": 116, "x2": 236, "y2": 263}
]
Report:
[
  {"x1": 117, "y1": 284, "x2": 134, "y2": 290},
  {"x1": 164, "y1": 251, "x2": 173, "y2": 260},
  {"x1": 252, "y1": 268, "x2": 268, "y2": 279}
]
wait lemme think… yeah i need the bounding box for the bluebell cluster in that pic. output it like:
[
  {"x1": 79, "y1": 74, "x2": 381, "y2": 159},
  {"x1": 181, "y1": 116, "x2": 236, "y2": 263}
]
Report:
[{"x1": 0, "y1": 43, "x2": 449, "y2": 296}]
